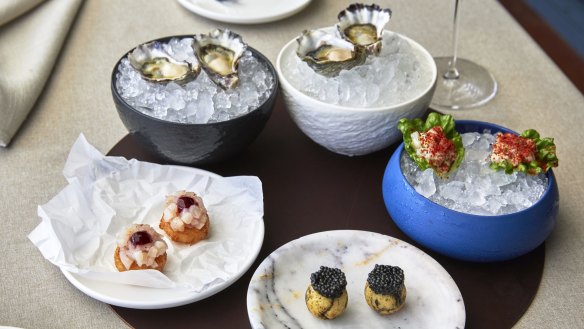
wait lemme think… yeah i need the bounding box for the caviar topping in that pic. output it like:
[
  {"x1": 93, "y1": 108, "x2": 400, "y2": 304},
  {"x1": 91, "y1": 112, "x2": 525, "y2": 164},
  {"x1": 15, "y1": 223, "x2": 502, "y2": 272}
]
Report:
[
  {"x1": 310, "y1": 266, "x2": 347, "y2": 299},
  {"x1": 367, "y1": 264, "x2": 404, "y2": 295}
]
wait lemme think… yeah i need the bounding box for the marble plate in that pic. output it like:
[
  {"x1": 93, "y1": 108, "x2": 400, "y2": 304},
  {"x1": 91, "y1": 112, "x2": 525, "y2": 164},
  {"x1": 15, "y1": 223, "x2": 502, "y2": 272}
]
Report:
[
  {"x1": 247, "y1": 230, "x2": 465, "y2": 328},
  {"x1": 176, "y1": 0, "x2": 311, "y2": 24}
]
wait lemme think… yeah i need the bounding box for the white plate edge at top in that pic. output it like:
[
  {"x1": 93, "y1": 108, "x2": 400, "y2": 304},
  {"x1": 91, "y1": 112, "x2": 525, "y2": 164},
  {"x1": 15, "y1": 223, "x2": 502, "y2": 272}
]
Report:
[
  {"x1": 176, "y1": 0, "x2": 312, "y2": 24},
  {"x1": 60, "y1": 165, "x2": 265, "y2": 309}
]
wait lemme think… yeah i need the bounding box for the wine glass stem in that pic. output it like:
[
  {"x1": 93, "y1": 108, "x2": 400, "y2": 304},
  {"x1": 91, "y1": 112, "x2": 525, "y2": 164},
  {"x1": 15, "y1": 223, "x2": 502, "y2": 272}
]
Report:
[{"x1": 444, "y1": 0, "x2": 461, "y2": 80}]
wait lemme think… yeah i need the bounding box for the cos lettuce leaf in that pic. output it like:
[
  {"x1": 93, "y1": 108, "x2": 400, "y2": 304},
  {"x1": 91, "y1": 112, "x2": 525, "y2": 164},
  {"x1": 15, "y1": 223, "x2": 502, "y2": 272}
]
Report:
[
  {"x1": 489, "y1": 129, "x2": 558, "y2": 175},
  {"x1": 397, "y1": 113, "x2": 464, "y2": 176}
]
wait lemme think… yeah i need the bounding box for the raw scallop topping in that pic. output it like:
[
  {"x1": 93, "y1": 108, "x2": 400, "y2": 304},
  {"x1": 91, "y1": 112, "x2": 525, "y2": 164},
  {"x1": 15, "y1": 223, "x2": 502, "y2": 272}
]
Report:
[
  {"x1": 117, "y1": 224, "x2": 167, "y2": 270},
  {"x1": 411, "y1": 126, "x2": 457, "y2": 175},
  {"x1": 162, "y1": 190, "x2": 208, "y2": 232}
]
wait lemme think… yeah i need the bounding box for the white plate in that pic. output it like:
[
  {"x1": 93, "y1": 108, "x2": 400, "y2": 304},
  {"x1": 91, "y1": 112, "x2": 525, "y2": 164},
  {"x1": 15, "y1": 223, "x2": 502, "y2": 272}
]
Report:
[
  {"x1": 247, "y1": 230, "x2": 465, "y2": 328},
  {"x1": 58, "y1": 166, "x2": 265, "y2": 309},
  {"x1": 61, "y1": 253, "x2": 260, "y2": 309},
  {"x1": 177, "y1": 0, "x2": 311, "y2": 24}
]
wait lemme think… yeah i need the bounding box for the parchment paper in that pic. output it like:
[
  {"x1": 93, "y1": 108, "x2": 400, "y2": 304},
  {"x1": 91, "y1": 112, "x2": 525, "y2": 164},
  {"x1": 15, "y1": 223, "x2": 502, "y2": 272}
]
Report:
[{"x1": 29, "y1": 134, "x2": 264, "y2": 292}]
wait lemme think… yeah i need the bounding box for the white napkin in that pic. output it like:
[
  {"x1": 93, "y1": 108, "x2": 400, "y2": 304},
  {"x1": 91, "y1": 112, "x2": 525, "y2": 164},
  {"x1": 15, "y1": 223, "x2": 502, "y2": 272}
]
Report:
[
  {"x1": 0, "y1": 0, "x2": 83, "y2": 147},
  {"x1": 0, "y1": 0, "x2": 44, "y2": 26},
  {"x1": 28, "y1": 134, "x2": 265, "y2": 291}
]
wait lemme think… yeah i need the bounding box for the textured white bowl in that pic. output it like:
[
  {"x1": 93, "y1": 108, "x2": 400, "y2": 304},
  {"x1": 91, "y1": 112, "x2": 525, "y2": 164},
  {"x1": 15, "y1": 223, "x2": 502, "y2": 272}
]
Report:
[{"x1": 276, "y1": 29, "x2": 437, "y2": 156}]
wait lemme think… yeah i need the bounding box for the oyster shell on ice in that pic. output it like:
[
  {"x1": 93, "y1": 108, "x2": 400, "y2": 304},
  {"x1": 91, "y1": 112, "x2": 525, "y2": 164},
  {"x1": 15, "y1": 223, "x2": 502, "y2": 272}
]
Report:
[
  {"x1": 128, "y1": 41, "x2": 200, "y2": 85},
  {"x1": 296, "y1": 29, "x2": 366, "y2": 77},
  {"x1": 192, "y1": 29, "x2": 247, "y2": 90},
  {"x1": 337, "y1": 3, "x2": 392, "y2": 54}
]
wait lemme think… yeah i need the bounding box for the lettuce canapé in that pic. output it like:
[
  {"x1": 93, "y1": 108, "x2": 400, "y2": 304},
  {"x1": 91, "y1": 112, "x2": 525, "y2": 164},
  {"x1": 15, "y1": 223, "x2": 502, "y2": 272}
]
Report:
[
  {"x1": 397, "y1": 113, "x2": 464, "y2": 177},
  {"x1": 489, "y1": 129, "x2": 558, "y2": 175}
]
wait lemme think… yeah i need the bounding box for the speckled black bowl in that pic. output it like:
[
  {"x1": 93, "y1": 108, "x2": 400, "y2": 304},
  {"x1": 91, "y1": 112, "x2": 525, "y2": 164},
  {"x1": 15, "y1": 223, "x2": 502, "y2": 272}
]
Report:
[{"x1": 111, "y1": 35, "x2": 278, "y2": 165}]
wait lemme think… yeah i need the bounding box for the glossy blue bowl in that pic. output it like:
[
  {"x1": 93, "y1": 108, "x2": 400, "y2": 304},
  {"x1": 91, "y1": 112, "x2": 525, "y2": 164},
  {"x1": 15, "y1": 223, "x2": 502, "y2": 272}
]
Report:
[{"x1": 382, "y1": 120, "x2": 559, "y2": 262}]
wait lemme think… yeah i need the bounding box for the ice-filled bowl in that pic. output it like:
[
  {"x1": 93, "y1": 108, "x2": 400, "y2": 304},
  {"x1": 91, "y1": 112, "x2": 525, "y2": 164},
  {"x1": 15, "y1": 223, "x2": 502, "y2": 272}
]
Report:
[
  {"x1": 276, "y1": 28, "x2": 437, "y2": 156},
  {"x1": 111, "y1": 35, "x2": 278, "y2": 165},
  {"x1": 382, "y1": 120, "x2": 559, "y2": 262}
]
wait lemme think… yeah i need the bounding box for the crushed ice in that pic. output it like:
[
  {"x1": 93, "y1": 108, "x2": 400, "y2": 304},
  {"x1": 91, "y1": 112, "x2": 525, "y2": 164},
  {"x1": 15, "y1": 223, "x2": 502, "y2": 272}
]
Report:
[
  {"x1": 115, "y1": 37, "x2": 275, "y2": 124},
  {"x1": 401, "y1": 132, "x2": 548, "y2": 216},
  {"x1": 283, "y1": 32, "x2": 434, "y2": 108}
]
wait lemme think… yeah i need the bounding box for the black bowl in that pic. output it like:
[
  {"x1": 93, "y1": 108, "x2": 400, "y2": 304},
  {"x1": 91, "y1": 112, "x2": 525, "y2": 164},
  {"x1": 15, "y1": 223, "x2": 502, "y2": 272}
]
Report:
[{"x1": 111, "y1": 35, "x2": 278, "y2": 165}]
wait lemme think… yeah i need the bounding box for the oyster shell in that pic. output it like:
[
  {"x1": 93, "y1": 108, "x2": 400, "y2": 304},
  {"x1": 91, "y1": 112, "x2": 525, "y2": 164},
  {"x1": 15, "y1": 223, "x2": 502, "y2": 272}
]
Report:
[
  {"x1": 337, "y1": 3, "x2": 392, "y2": 54},
  {"x1": 192, "y1": 29, "x2": 247, "y2": 89},
  {"x1": 296, "y1": 29, "x2": 366, "y2": 77},
  {"x1": 128, "y1": 41, "x2": 200, "y2": 85}
]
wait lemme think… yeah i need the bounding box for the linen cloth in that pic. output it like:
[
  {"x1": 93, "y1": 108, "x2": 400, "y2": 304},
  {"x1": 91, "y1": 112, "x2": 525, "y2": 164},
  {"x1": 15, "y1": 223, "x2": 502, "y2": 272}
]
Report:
[
  {"x1": 1, "y1": 0, "x2": 583, "y2": 328},
  {"x1": 0, "y1": 0, "x2": 82, "y2": 147}
]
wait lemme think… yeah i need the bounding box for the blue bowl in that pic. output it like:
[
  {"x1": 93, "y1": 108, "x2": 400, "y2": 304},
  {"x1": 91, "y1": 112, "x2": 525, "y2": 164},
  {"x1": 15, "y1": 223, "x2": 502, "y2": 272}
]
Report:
[{"x1": 382, "y1": 120, "x2": 559, "y2": 262}]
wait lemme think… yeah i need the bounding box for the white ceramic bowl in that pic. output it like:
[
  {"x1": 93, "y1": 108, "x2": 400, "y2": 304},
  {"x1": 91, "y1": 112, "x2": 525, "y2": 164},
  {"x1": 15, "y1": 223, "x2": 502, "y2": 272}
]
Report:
[{"x1": 276, "y1": 28, "x2": 437, "y2": 156}]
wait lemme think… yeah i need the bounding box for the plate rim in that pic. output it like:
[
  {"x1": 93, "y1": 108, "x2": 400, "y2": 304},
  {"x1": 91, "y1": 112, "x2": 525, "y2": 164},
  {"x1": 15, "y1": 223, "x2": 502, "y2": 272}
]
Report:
[
  {"x1": 176, "y1": 0, "x2": 312, "y2": 24},
  {"x1": 60, "y1": 165, "x2": 265, "y2": 309},
  {"x1": 246, "y1": 229, "x2": 465, "y2": 328}
]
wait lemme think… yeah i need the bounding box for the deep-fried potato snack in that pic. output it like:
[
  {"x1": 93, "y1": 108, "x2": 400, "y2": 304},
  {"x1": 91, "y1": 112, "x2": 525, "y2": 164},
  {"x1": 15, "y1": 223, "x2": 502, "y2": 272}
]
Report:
[
  {"x1": 159, "y1": 214, "x2": 209, "y2": 244},
  {"x1": 364, "y1": 282, "x2": 406, "y2": 315},
  {"x1": 364, "y1": 264, "x2": 406, "y2": 315},
  {"x1": 159, "y1": 191, "x2": 210, "y2": 244},
  {"x1": 114, "y1": 246, "x2": 167, "y2": 272},
  {"x1": 114, "y1": 224, "x2": 168, "y2": 272},
  {"x1": 305, "y1": 266, "x2": 348, "y2": 320},
  {"x1": 305, "y1": 284, "x2": 348, "y2": 319}
]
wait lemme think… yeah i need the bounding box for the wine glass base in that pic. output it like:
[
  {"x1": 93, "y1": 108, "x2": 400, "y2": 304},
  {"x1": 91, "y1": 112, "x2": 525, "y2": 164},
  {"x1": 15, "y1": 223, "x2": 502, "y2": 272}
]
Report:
[{"x1": 431, "y1": 57, "x2": 497, "y2": 111}]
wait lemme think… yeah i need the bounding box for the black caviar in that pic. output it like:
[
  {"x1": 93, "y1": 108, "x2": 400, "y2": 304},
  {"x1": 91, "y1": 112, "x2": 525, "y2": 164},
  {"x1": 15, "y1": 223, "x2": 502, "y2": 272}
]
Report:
[
  {"x1": 310, "y1": 266, "x2": 347, "y2": 299},
  {"x1": 367, "y1": 264, "x2": 404, "y2": 295}
]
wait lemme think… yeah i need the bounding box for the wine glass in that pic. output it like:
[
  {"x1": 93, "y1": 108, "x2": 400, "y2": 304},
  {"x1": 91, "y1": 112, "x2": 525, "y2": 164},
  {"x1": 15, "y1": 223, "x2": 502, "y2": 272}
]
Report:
[{"x1": 431, "y1": 0, "x2": 497, "y2": 111}]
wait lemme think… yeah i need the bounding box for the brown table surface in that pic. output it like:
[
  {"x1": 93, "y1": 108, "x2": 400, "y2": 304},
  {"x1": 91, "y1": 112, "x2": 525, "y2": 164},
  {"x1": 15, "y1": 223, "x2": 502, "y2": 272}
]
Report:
[{"x1": 108, "y1": 97, "x2": 544, "y2": 329}]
